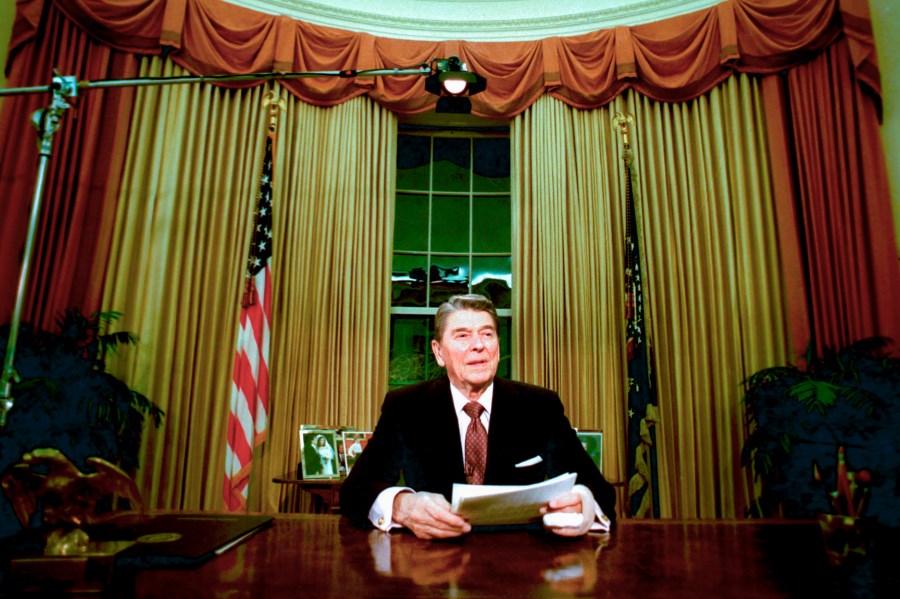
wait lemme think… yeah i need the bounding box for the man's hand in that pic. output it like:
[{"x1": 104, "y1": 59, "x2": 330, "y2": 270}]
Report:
[
  {"x1": 393, "y1": 491, "x2": 472, "y2": 540},
  {"x1": 540, "y1": 484, "x2": 596, "y2": 537}
]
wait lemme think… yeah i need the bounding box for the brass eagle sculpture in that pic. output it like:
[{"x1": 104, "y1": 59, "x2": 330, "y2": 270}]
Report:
[{"x1": 1, "y1": 447, "x2": 143, "y2": 529}]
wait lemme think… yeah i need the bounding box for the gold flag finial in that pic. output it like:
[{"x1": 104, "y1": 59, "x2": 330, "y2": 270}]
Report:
[
  {"x1": 262, "y1": 89, "x2": 286, "y2": 132},
  {"x1": 612, "y1": 111, "x2": 634, "y2": 147}
]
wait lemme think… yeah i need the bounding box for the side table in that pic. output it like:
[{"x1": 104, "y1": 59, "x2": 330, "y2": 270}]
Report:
[{"x1": 272, "y1": 474, "x2": 344, "y2": 514}]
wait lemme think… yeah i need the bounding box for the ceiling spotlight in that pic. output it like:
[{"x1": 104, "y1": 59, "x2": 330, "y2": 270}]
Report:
[{"x1": 425, "y1": 56, "x2": 487, "y2": 114}]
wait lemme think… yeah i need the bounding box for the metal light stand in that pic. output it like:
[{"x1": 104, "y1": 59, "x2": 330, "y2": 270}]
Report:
[
  {"x1": 0, "y1": 62, "x2": 444, "y2": 428},
  {"x1": 0, "y1": 73, "x2": 77, "y2": 427}
]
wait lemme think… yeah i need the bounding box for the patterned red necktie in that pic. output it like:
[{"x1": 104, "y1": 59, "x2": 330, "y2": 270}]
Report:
[{"x1": 463, "y1": 402, "x2": 487, "y2": 485}]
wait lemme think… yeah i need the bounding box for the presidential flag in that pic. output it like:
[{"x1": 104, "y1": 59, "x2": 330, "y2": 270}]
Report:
[{"x1": 617, "y1": 116, "x2": 660, "y2": 518}]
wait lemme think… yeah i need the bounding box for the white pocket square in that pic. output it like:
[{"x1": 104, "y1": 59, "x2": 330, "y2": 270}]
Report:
[{"x1": 515, "y1": 456, "x2": 543, "y2": 468}]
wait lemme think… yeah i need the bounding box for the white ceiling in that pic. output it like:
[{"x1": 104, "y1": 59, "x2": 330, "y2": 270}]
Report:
[{"x1": 229, "y1": 0, "x2": 721, "y2": 41}]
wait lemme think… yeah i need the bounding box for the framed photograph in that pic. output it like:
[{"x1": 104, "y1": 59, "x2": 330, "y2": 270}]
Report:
[
  {"x1": 576, "y1": 430, "x2": 603, "y2": 473},
  {"x1": 341, "y1": 430, "x2": 373, "y2": 474},
  {"x1": 299, "y1": 428, "x2": 341, "y2": 479}
]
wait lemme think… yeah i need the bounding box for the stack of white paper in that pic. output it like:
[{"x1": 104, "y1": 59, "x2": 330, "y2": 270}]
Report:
[{"x1": 450, "y1": 473, "x2": 577, "y2": 526}]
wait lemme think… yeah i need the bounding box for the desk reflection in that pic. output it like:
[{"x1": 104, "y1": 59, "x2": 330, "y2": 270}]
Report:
[
  {"x1": 364, "y1": 526, "x2": 610, "y2": 596},
  {"x1": 369, "y1": 530, "x2": 470, "y2": 586}
]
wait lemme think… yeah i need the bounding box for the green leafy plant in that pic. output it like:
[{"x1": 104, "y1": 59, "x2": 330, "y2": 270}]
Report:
[
  {"x1": 741, "y1": 337, "x2": 900, "y2": 526},
  {"x1": 0, "y1": 309, "x2": 163, "y2": 474}
]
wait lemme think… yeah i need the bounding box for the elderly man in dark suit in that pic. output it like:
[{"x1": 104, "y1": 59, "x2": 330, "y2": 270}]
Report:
[{"x1": 342, "y1": 294, "x2": 616, "y2": 539}]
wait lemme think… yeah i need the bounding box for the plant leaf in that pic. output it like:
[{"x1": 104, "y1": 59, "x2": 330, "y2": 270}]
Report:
[{"x1": 790, "y1": 379, "x2": 837, "y2": 414}]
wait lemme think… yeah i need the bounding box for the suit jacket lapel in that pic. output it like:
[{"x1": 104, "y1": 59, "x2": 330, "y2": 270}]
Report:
[
  {"x1": 484, "y1": 377, "x2": 517, "y2": 482},
  {"x1": 428, "y1": 377, "x2": 467, "y2": 482}
]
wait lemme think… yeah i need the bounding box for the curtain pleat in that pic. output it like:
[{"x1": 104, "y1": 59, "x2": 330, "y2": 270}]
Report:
[
  {"x1": 514, "y1": 75, "x2": 790, "y2": 519},
  {"x1": 101, "y1": 57, "x2": 267, "y2": 510},
  {"x1": 512, "y1": 95, "x2": 629, "y2": 488},
  {"x1": 775, "y1": 40, "x2": 900, "y2": 352},
  {"x1": 259, "y1": 94, "x2": 395, "y2": 513},
  {"x1": 632, "y1": 75, "x2": 789, "y2": 518}
]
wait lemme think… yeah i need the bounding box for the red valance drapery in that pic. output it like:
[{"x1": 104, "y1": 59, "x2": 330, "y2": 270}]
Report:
[{"x1": 7, "y1": 0, "x2": 882, "y2": 119}]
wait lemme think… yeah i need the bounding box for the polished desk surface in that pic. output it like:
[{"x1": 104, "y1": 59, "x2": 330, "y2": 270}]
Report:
[{"x1": 131, "y1": 515, "x2": 898, "y2": 598}]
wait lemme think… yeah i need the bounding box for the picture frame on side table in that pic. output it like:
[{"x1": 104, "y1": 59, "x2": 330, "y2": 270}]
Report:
[
  {"x1": 299, "y1": 428, "x2": 342, "y2": 479},
  {"x1": 576, "y1": 430, "x2": 603, "y2": 473},
  {"x1": 341, "y1": 430, "x2": 373, "y2": 474}
]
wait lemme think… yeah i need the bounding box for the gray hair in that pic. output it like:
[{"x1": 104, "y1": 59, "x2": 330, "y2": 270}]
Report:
[{"x1": 433, "y1": 294, "x2": 499, "y2": 342}]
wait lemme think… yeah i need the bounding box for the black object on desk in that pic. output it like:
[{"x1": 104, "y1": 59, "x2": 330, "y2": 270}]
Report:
[
  {"x1": 0, "y1": 512, "x2": 273, "y2": 594},
  {"x1": 105, "y1": 512, "x2": 273, "y2": 569}
]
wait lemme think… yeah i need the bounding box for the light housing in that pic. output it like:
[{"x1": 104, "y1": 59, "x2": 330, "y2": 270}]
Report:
[{"x1": 425, "y1": 56, "x2": 486, "y2": 114}]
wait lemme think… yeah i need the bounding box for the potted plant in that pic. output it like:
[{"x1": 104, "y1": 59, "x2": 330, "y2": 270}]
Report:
[
  {"x1": 740, "y1": 337, "x2": 900, "y2": 527},
  {"x1": 0, "y1": 309, "x2": 163, "y2": 536}
]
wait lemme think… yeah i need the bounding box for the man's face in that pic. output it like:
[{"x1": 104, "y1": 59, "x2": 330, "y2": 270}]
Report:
[{"x1": 431, "y1": 309, "x2": 500, "y2": 396}]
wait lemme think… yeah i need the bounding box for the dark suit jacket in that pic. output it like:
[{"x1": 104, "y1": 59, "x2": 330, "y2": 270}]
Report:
[{"x1": 341, "y1": 376, "x2": 616, "y2": 528}]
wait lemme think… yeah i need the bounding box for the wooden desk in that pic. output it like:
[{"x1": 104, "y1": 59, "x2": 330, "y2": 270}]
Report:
[{"x1": 131, "y1": 516, "x2": 899, "y2": 598}]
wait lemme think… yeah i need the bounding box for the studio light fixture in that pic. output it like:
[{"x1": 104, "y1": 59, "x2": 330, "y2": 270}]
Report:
[{"x1": 425, "y1": 56, "x2": 487, "y2": 114}]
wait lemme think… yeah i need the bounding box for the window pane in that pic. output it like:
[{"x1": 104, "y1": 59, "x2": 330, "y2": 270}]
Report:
[
  {"x1": 397, "y1": 135, "x2": 431, "y2": 191},
  {"x1": 394, "y1": 194, "x2": 428, "y2": 251},
  {"x1": 472, "y1": 196, "x2": 511, "y2": 252},
  {"x1": 431, "y1": 195, "x2": 469, "y2": 253},
  {"x1": 432, "y1": 137, "x2": 470, "y2": 192},
  {"x1": 392, "y1": 254, "x2": 427, "y2": 307},
  {"x1": 472, "y1": 256, "x2": 511, "y2": 309},
  {"x1": 389, "y1": 316, "x2": 437, "y2": 387},
  {"x1": 429, "y1": 255, "x2": 469, "y2": 306},
  {"x1": 497, "y1": 317, "x2": 512, "y2": 379},
  {"x1": 473, "y1": 138, "x2": 511, "y2": 192}
]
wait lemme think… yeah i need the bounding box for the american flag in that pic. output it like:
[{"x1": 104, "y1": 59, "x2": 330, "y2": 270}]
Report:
[{"x1": 224, "y1": 132, "x2": 274, "y2": 511}]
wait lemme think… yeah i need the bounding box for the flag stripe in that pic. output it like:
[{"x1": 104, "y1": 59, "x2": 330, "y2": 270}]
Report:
[{"x1": 226, "y1": 409, "x2": 253, "y2": 474}]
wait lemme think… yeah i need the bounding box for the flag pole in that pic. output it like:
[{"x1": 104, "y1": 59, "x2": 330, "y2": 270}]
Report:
[{"x1": 241, "y1": 90, "x2": 285, "y2": 310}]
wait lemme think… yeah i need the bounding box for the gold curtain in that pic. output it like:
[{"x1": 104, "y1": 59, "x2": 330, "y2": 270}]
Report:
[
  {"x1": 102, "y1": 58, "x2": 396, "y2": 512},
  {"x1": 632, "y1": 74, "x2": 790, "y2": 518},
  {"x1": 513, "y1": 73, "x2": 790, "y2": 518},
  {"x1": 259, "y1": 82, "x2": 396, "y2": 514},
  {"x1": 511, "y1": 94, "x2": 630, "y2": 489}
]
